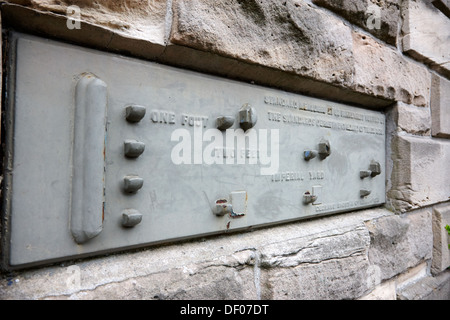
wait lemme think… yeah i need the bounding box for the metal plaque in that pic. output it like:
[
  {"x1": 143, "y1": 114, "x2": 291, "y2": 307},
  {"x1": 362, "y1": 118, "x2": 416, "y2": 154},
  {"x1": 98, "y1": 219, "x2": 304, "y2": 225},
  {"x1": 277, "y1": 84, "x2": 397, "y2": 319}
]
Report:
[{"x1": 3, "y1": 33, "x2": 386, "y2": 268}]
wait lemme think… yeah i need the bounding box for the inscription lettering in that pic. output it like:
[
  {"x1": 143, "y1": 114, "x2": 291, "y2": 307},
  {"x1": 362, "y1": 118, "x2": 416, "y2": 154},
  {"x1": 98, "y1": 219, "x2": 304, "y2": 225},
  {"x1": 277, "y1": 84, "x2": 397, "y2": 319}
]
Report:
[
  {"x1": 181, "y1": 113, "x2": 209, "y2": 128},
  {"x1": 309, "y1": 170, "x2": 324, "y2": 180},
  {"x1": 266, "y1": 110, "x2": 383, "y2": 135},
  {"x1": 265, "y1": 95, "x2": 385, "y2": 126},
  {"x1": 272, "y1": 171, "x2": 305, "y2": 182},
  {"x1": 150, "y1": 109, "x2": 176, "y2": 124},
  {"x1": 315, "y1": 197, "x2": 381, "y2": 213},
  {"x1": 271, "y1": 170, "x2": 325, "y2": 182}
]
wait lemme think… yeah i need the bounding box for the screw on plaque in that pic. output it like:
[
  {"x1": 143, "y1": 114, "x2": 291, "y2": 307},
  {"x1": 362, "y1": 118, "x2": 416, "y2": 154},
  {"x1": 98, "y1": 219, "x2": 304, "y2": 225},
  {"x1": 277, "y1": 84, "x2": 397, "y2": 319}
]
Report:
[
  {"x1": 238, "y1": 103, "x2": 257, "y2": 131},
  {"x1": 123, "y1": 175, "x2": 144, "y2": 193},
  {"x1": 216, "y1": 116, "x2": 235, "y2": 130},
  {"x1": 124, "y1": 139, "x2": 145, "y2": 158},
  {"x1": 125, "y1": 105, "x2": 146, "y2": 123}
]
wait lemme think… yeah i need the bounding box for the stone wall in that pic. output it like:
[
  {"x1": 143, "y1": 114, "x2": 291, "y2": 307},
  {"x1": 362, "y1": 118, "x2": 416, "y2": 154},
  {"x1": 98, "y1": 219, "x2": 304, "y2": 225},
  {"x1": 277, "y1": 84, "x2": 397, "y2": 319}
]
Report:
[{"x1": 0, "y1": 0, "x2": 449, "y2": 300}]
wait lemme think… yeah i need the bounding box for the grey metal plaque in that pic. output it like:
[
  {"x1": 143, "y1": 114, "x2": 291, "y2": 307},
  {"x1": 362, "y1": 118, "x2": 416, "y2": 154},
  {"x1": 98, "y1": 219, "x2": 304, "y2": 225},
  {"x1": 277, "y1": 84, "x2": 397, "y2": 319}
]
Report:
[{"x1": 3, "y1": 33, "x2": 386, "y2": 268}]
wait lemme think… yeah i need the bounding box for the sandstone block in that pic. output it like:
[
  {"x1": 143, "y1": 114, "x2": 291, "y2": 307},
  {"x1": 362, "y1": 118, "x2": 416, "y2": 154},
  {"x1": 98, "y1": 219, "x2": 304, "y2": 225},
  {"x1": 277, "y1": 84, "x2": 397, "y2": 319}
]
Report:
[
  {"x1": 365, "y1": 209, "x2": 432, "y2": 280},
  {"x1": 170, "y1": 0, "x2": 354, "y2": 86},
  {"x1": 312, "y1": 0, "x2": 400, "y2": 45},
  {"x1": 389, "y1": 102, "x2": 431, "y2": 136},
  {"x1": 260, "y1": 255, "x2": 369, "y2": 299},
  {"x1": 4, "y1": 1, "x2": 431, "y2": 109},
  {"x1": 402, "y1": 0, "x2": 450, "y2": 77},
  {"x1": 258, "y1": 224, "x2": 372, "y2": 299},
  {"x1": 388, "y1": 135, "x2": 450, "y2": 212},
  {"x1": 171, "y1": 0, "x2": 431, "y2": 107},
  {"x1": 5, "y1": 0, "x2": 168, "y2": 44},
  {"x1": 397, "y1": 270, "x2": 450, "y2": 300},
  {"x1": 358, "y1": 279, "x2": 396, "y2": 300},
  {"x1": 431, "y1": 203, "x2": 450, "y2": 274},
  {"x1": 352, "y1": 31, "x2": 430, "y2": 107},
  {"x1": 66, "y1": 264, "x2": 257, "y2": 300},
  {"x1": 431, "y1": 73, "x2": 450, "y2": 138}
]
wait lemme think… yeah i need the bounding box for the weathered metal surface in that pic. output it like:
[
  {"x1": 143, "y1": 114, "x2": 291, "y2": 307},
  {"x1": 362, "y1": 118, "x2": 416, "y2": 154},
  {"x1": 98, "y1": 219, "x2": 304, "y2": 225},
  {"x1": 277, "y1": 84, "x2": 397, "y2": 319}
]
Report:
[
  {"x1": 3, "y1": 33, "x2": 386, "y2": 268},
  {"x1": 70, "y1": 74, "x2": 107, "y2": 244}
]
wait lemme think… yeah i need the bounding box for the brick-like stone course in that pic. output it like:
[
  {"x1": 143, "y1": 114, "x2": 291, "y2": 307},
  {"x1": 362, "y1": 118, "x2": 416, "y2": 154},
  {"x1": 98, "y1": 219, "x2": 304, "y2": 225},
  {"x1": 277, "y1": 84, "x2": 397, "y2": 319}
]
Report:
[
  {"x1": 431, "y1": 73, "x2": 450, "y2": 138},
  {"x1": 431, "y1": 204, "x2": 450, "y2": 274},
  {"x1": 402, "y1": 0, "x2": 450, "y2": 77},
  {"x1": 388, "y1": 135, "x2": 450, "y2": 212}
]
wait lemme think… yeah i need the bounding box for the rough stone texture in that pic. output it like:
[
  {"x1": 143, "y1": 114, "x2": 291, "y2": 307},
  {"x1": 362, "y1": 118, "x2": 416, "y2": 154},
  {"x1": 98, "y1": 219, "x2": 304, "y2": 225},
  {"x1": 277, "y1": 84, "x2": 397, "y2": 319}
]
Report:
[
  {"x1": 402, "y1": 0, "x2": 450, "y2": 77},
  {"x1": 260, "y1": 254, "x2": 369, "y2": 300},
  {"x1": 0, "y1": 1, "x2": 391, "y2": 109},
  {"x1": 64, "y1": 254, "x2": 257, "y2": 300},
  {"x1": 5, "y1": 0, "x2": 168, "y2": 45},
  {"x1": 258, "y1": 224, "x2": 371, "y2": 299},
  {"x1": 389, "y1": 102, "x2": 431, "y2": 136},
  {"x1": 352, "y1": 31, "x2": 430, "y2": 107},
  {"x1": 171, "y1": 0, "x2": 355, "y2": 87},
  {"x1": 1, "y1": 207, "x2": 439, "y2": 300},
  {"x1": 365, "y1": 209, "x2": 432, "y2": 281},
  {"x1": 395, "y1": 261, "x2": 428, "y2": 291},
  {"x1": 358, "y1": 279, "x2": 396, "y2": 300},
  {"x1": 312, "y1": 0, "x2": 401, "y2": 45},
  {"x1": 170, "y1": 0, "x2": 430, "y2": 107},
  {"x1": 431, "y1": 204, "x2": 450, "y2": 274},
  {"x1": 397, "y1": 269, "x2": 450, "y2": 300},
  {"x1": 431, "y1": 73, "x2": 450, "y2": 138},
  {"x1": 388, "y1": 135, "x2": 450, "y2": 212},
  {"x1": 0, "y1": 208, "x2": 391, "y2": 300},
  {"x1": 2, "y1": 0, "x2": 431, "y2": 109}
]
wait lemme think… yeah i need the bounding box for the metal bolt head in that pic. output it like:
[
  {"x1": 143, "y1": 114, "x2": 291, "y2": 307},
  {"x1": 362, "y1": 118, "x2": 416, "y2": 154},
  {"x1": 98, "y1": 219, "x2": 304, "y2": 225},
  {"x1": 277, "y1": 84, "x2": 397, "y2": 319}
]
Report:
[
  {"x1": 369, "y1": 161, "x2": 381, "y2": 177},
  {"x1": 122, "y1": 209, "x2": 143, "y2": 227},
  {"x1": 360, "y1": 170, "x2": 372, "y2": 179},
  {"x1": 318, "y1": 139, "x2": 331, "y2": 159},
  {"x1": 123, "y1": 175, "x2": 144, "y2": 193},
  {"x1": 238, "y1": 103, "x2": 257, "y2": 131},
  {"x1": 125, "y1": 105, "x2": 146, "y2": 123},
  {"x1": 216, "y1": 116, "x2": 235, "y2": 130},
  {"x1": 124, "y1": 139, "x2": 145, "y2": 158}
]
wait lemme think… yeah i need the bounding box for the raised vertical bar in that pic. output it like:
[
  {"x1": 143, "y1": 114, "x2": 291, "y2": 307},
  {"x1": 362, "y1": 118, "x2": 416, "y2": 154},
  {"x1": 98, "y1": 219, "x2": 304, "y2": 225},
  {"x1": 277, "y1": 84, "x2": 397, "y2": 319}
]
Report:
[{"x1": 71, "y1": 74, "x2": 108, "y2": 244}]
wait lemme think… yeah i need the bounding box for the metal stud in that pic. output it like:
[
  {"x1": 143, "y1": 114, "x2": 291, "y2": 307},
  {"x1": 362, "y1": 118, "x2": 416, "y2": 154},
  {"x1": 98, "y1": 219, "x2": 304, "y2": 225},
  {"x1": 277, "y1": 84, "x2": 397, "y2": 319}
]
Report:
[
  {"x1": 369, "y1": 161, "x2": 381, "y2": 177},
  {"x1": 124, "y1": 139, "x2": 145, "y2": 158},
  {"x1": 125, "y1": 105, "x2": 146, "y2": 123},
  {"x1": 122, "y1": 209, "x2": 143, "y2": 227},
  {"x1": 216, "y1": 116, "x2": 235, "y2": 130},
  {"x1": 238, "y1": 103, "x2": 257, "y2": 131},
  {"x1": 360, "y1": 189, "x2": 371, "y2": 197},
  {"x1": 123, "y1": 175, "x2": 144, "y2": 193},
  {"x1": 318, "y1": 139, "x2": 331, "y2": 159}
]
